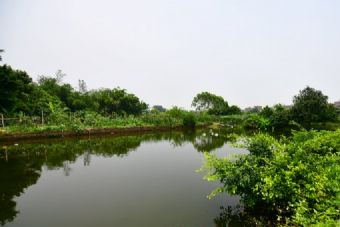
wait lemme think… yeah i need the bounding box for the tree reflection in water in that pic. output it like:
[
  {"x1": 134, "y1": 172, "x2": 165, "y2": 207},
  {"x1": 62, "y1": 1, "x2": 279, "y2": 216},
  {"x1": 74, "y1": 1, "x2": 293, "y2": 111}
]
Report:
[
  {"x1": 214, "y1": 205, "x2": 279, "y2": 227},
  {"x1": 0, "y1": 150, "x2": 42, "y2": 226},
  {"x1": 0, "y1": 129, "x2": 235, "y2": 225}
]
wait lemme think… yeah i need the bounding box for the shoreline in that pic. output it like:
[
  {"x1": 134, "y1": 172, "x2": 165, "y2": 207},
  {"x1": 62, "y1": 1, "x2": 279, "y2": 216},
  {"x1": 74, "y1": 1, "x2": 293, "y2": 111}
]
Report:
[{"x1": 0, "y1": 125, "x2": 206, "y2": 142}]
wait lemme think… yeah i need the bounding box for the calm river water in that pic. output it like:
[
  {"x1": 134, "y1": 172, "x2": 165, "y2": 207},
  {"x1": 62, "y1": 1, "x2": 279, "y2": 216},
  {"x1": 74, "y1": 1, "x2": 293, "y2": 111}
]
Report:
[{"x1": 0, "y1": 130, "x2": 248, "y2": 227}]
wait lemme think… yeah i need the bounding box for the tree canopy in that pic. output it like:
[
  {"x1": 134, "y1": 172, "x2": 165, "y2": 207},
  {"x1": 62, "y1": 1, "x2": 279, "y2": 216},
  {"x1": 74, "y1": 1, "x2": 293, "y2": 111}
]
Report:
[
  {"x1": 192, "y1": 92, "x2": 225, "y2": 111},
  {"x1": 0, "y1": 65, "x2": 148, "y2": 117},
  {"x1": 192, "y1": 91, "x2": 241, "y2": 115},
  {"x1": 290, "y1": 86, "x2": 337, "y2": 127},
  {"x1": 0, "y1": 65, "x2": 34, "y2": 114}
]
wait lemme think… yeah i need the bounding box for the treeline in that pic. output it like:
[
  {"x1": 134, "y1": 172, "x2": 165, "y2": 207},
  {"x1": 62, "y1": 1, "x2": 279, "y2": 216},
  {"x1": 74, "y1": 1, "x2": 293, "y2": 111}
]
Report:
[
  {"x1": 242, "y1": 86, "x2": 339, "y2": 132},
  {"x1": 0, "y1": 65, "x2": 148, "y2": 116},
  {"x1": 1, "y1": 64, "x2": 339, "y2": 133},
  {"x1": 0, "y1": 65, "x2": 213, "y2": 131},
  {"x1": 191, "y1": 88, "x2": 339, "y2": 132}
]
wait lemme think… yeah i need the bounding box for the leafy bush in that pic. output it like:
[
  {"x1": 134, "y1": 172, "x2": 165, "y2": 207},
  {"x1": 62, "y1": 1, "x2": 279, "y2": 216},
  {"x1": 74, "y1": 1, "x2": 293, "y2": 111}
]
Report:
[
  {"x1": 166, "y1": 106, "x2": 187, "y2": 118},
  {"x1": 243, "y1": 114, "x2": 270, "y2": 131},
  {"x1": 201, "y1": 130, "x2": 340, "y2": 226},
  {"x1": 194, "y1": 111, "x2": 215, "y2": 125},
  {"x1": 182, "y1": 112, "x2": 197, "y2": 128},
  {"x1": 219, "y1": 115, "x2": 245, "y2": 126},
  {"x1": 141, "y1": 112, "x2": 179, "y2": 126}
]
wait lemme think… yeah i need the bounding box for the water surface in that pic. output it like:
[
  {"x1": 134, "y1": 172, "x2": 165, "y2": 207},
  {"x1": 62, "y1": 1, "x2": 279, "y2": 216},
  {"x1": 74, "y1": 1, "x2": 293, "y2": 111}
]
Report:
[{"x1": 0, "y1": 130, "x2": 247, "y2": 227}]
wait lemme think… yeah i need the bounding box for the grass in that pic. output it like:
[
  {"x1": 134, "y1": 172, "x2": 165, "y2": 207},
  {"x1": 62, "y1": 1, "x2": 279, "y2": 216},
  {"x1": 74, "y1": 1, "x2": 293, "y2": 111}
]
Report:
[
  {"x1": 3, "y1": 109, "x2": 338, "y2": 137},
  {"x1": 0, "y1": 111, "x2": 214, "y2": 135}
]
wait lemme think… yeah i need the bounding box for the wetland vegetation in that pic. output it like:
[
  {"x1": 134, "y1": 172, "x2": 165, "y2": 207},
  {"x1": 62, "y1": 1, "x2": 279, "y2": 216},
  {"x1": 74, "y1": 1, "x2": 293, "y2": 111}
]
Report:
[{"x1": 1, "y1": 64, "x2": 340, "y2": 226}]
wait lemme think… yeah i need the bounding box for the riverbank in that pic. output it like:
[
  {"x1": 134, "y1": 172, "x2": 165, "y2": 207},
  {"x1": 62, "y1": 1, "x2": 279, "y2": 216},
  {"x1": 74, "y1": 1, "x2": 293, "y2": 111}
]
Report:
[{"x1": 0, "y1": 125, "x2": 209, "y2": 142}]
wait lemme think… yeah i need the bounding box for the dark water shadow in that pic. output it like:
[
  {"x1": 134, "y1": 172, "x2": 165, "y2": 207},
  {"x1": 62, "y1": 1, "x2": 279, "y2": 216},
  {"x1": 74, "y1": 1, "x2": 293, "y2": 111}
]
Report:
[{"x1": 0, "y1": 129, "x2": 237, "y2": 226}]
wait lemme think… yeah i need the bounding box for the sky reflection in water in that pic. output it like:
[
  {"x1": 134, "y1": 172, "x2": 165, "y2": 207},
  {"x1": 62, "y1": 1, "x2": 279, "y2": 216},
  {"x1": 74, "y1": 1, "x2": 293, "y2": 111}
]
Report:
[{"x1": 0, "y1": 130, "x2": 247, "y2": 227}]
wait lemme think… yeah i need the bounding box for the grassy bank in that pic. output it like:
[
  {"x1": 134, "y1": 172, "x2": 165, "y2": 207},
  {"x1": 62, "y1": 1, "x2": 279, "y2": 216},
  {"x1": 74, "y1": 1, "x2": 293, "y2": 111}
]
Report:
[
  {"x1": 0, "y1": 111, "x2": 215, "y2": 140},
  {"x1": 2, "y1": 110, "x2": 339, "y2": 140}
]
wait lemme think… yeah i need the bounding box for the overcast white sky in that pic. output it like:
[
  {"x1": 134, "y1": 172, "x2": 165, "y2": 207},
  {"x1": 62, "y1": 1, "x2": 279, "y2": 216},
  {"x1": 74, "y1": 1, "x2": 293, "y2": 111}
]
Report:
[{"x1": 1, "y1": 0, "x2": 339, "y2": 109}]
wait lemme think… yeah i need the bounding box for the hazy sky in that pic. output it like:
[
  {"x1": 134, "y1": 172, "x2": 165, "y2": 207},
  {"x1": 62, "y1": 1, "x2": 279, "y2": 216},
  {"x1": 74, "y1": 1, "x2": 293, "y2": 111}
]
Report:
[{"x1": 1, "y1": 0, "x2": 339, "y2": 109}]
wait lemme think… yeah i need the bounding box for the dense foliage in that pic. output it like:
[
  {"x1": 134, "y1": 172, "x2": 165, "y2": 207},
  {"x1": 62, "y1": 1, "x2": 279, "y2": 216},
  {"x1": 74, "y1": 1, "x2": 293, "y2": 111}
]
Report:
[
  {"x1": 0, "y1": 64, "x2": 339, "y2": 136},
  {"x1": 201, "y1": 130, "x2": 340, "y2": 226},
  {"x1": 1, "y1": 63, "x2": 340, "y2": 227},
  {"x1": 0, "y1": 65, "x2": 148, "y2": 117},
  {"x1": 0, "y1": 65, "x2": 219, "y2": 132},
  {"x1": 0, "y1": 65, "x2": 35, "y2": 114},
  {"x1": 241, "y1": 87, "x2": 339, "y2": 133},
  {"x1": 192, "y1": 91, "x2": 241, "y2": 115},
  {"x1": 191, "y1": 88, "x2": 339, "y2": 133},
  {"x1": 290, "y1": 86, "x2": 338, "y2": 128}
]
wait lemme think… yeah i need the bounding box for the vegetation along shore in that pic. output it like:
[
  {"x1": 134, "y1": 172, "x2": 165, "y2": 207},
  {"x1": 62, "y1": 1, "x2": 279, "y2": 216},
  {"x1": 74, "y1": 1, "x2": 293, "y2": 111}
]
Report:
[
  {"x1": 1, "y1": 63, "x2": 340, "y2": 226},
  {"x1": 1, "y1": 64, "x2": 339, "y2": 139}
]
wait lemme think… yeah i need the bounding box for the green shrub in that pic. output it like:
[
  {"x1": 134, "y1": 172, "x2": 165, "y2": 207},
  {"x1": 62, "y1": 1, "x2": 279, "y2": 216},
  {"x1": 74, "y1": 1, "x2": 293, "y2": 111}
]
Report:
[
  {"x1": 201, "y1": 130, "x2": 340, "y2": 226},
  {"x1": 243, "y1": 114, "x2": 270, "y2": 131},
  {"x1": 182, "y1": 113, "x2": 197, "y2": 128},
  {"x1": 219, "y1": 115, "x2": 245, "y2": 126},
  {"x1": 166, "y1": 106, "x2": 187, "y2": 118}
]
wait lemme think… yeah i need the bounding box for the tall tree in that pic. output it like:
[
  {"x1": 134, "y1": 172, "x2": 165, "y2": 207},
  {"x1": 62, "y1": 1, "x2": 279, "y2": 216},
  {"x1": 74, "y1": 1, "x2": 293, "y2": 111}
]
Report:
[
  {"x1": 0, "y1": 65, "x2": 33, "y2": 114},
  {"x1": 290, "y1": 86, "x2": 337, "y2": 127},
  {"x1": 89, "y1": 88, "x2": 148, "y2": 116},
  {"x1": 192, "y1": 92, "x2": 227, "y2": 115},
  {"x1": 38, "y1": 75, "x2": 88, "y2": 112}
]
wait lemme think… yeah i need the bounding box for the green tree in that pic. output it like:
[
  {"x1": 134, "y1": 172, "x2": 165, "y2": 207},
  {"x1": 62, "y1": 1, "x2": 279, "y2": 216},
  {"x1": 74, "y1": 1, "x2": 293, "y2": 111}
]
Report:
[
  {"x1": 38, "y1": 75, "x2": 88, "y2": 112},
  {"x1": 260, "y1": 106, "x2": 274, "y2": 118},
  {"x1": 0, "y1": 65, "x2": 34, "y2": 114},
  {"x1": 27, "y1": 86, "x2": 61, "y2": 116},
  {"x1": 89, "y1": 88, "x2": 147, "y2": 116},
  {"x1": 269, "y1": 104, "x2": 291, "y2": 132},
  {"x1": 290, "y1": 87, "x2": 337, "y2": 127},
  {"x1": 227, "y1": 105, "x2": 242, "y2": 115},
  {"x1": 119, "y1": 93, "x2": 148, "y2": 115},
  {"x1": 192, "y1": 91, "x2": 228, "y2": 115}
]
